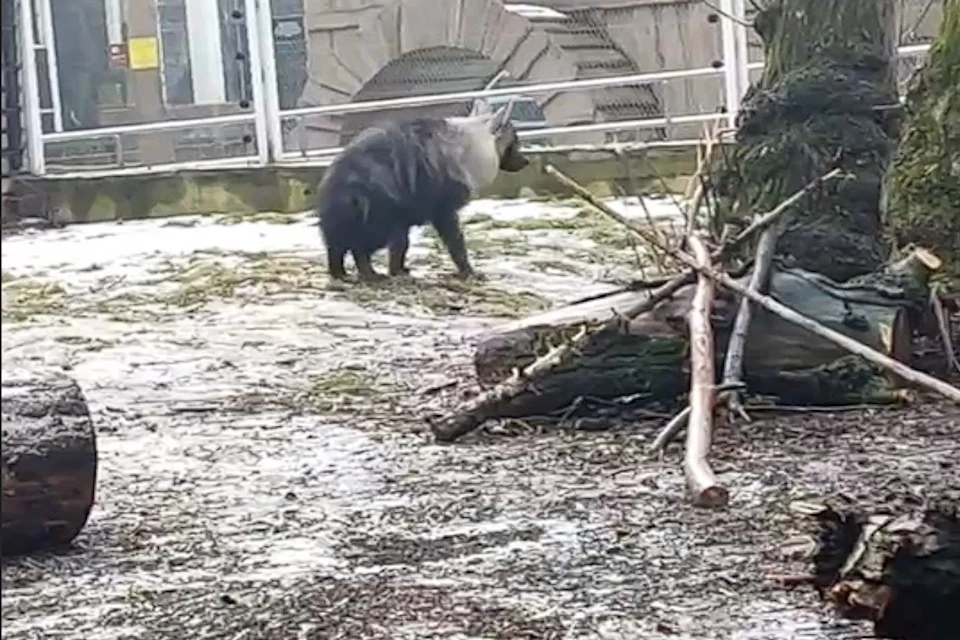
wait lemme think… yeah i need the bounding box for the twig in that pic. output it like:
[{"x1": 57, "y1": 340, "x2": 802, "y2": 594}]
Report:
[
  {"x1": 615, "y1": 148, "x2": 671, "y2": 272},
  {"x1": 931, "y1": 287, "x2": 960, "y2": 375},
  {"x1": 721, "y1": 167, "x2": 843, "y2": 417},
  {"x1": 767, "y1": 573, "x2": 818, "y2": 588},
  {"x1": 548, "y1": 166, "x2": 960, "y2": 406},
  {"x1": 684, "y1": 122, "x2": 726, "y2": 237},
  {"x1": 727, "y1": 169, "x2": 845, "y2": 248},
  {"x1": 746, "y1": 403, "x2": 908, "y2": 414},
  {"x1": 546, "y1": 165, "x2": 835, "y2": 269},
  {"x1": 684, "y1": 234, "x2": 729, "y2": 507},
  {"x1": 648, "y1": 381, "x2": 746, "y2": 454}
]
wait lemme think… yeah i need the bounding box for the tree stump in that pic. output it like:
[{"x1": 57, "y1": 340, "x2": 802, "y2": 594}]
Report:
[
  {"x1": 794, "y1": 497, "x2": 960, "y2": 640},
  {"x1": 2, "y1": 369, "x2": 98, "y2": 556}
]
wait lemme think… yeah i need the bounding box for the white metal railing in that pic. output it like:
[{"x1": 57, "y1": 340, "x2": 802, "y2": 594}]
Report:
[
  {"x1": 16, "y1": 0, "x2": 934, "y2": 179},
  {"x1": 41, "y1": 113, "x2": 257, "y2": 143},
  {"x1": 17, "y1": 0, "x2": 45, "y2": 175},
  {"x1": 277, "y1": 66, "x2": 730, "y2": 120},
  {"x1": 282, "y1": 113, "x2": 730, "y2": 163}
]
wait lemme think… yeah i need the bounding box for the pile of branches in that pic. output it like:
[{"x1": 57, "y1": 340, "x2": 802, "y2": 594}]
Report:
[
  {"x1": 428, "y1": 154, "x2": 960, "y2": 507},
  {"x1": 426, "y1": 0, "x2": 959, "y2": 509}
]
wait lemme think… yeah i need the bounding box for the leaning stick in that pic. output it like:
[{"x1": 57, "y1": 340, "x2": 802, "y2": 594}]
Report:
[
  {"x1": 684, "y1": 234, "x2": 729, "y2": 507},
  {"x1": 721, "y1": 167, "x2": 844, "y2": 417},
  {"x1": 684, "y1": 123, "x2": 726, "y2": 237},
  {"x1": 547, "y1": 167, "x2": 960, "y2": 406}
]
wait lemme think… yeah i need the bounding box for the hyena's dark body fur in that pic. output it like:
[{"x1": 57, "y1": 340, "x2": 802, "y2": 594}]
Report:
[
  {"x1": 317, "y1": 119, "x2": 473, "y2": 280},
  {"x1": 316, "y1": 101, "x2": 528, "y2": 282}
]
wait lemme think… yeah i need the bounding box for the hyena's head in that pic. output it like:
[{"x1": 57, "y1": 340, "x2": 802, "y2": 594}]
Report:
[
  {"x1": 448, "y1": 99, "x2": 529, "y2": 191},
  {"x1": 468, "y1": 98, "x2": 529, "y2": 173}
]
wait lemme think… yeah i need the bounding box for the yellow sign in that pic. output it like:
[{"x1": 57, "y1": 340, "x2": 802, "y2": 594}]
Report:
[{"x1": 127, "y1": 37, "x2": 160, "y2": 71}]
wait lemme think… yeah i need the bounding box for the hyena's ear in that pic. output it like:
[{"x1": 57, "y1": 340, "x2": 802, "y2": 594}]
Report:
[
  {"x1": 487, "y1": 97, "x2": 516, "y2": 133},
  {"x1": 469, "y1": 99, "x2": 493, "y2": 118}
]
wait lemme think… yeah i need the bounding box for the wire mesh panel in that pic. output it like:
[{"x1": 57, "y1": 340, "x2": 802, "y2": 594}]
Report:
[
  {"x1": 24, "y1": 0, "x2": 266, "y2": 174},
  {"x1": 269, "y1": 0, "x2": 735, "y2": 158},
  {"x1": 2, "y1": 0, "x2": 24, "y2": 178}
]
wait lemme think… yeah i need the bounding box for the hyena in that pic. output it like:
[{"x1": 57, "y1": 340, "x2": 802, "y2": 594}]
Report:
[{"x1": 316, "y1": 99, "x2": 528, "y2": 282}]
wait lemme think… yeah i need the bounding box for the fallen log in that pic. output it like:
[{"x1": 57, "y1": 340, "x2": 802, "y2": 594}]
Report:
[
  {"x1": 474, "y1": 265, "x2": 915, "y2": 419},
  {"x1": 790, "y1": 498, "x2": 960, "y2": 640},
  {"x1": 2, "y1": 369, "x2": 98, "y2": 556}
]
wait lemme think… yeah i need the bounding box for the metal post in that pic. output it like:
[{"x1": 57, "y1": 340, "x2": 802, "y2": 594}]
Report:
[
  {"x1": 732, "y1": 0, "x2": 750, "y2": 108},
  {"x1": 718, "y1": 0, "x2": 742, "y2": 130},
  {"x1": 35, "y1": 0, "x2": 62, "y2": 132},
  {"x1": 17, "y1": 0, "x2": 45, "y2": 174},
  {"x1": 242, "y1": 0, "x2": 269, "y2": 164},
  {"x1": 254, "y1": 0, "x2": 283, "y2": 162}
]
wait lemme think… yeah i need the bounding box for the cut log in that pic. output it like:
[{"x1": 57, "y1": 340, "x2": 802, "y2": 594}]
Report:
[
  {"x1": 791, "y1": 498, "x2": 960, "y2": 640},
  {"x1": 474, "y1": 265, "x2": 914, "y2": 418},
  {"x1": 2, "y1": 369, "x2": 98, "y2": 556}
]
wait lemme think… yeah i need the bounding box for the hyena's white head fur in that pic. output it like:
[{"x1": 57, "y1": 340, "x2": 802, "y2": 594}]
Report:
[{"x1": 445, "y1": 98, "x2": 529, "y2": 192}]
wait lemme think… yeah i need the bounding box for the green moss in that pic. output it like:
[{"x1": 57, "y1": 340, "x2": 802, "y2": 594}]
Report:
[
  {"x1": 885, "y1": 0, "x2": 960, "y2": 277},
  {"x1": 712, "y1": 0, "x2": 898, "y2": 282}
]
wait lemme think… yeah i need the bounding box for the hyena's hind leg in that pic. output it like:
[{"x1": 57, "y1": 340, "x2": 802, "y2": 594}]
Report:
[{"x1": 326, "y1": 243, "x2": 349, "y2": 280}]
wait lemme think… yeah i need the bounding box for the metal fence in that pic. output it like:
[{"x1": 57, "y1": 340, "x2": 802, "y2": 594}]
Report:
[{"x1": 11, "y1": 0, "x2": 940, "y2": 178}]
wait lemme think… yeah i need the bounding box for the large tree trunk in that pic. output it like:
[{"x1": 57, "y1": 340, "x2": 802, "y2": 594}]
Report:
[
  {"x1": 2, "y1": 369, "x2": 98, "y2": 557},
  {"x1": 474, "y1": 267, "x2": 914, "y2": 418},
  {"x1": 713, "y1": 0, "x2": 899, "y2": 282},
  {"x1": 885, "y1": 0, "x2": 960, "y2": 280}
]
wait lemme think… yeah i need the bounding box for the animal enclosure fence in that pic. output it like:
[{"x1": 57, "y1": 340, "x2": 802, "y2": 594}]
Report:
[{"x1": 8, "y1": 0, "x2": 940, "y2": 178}]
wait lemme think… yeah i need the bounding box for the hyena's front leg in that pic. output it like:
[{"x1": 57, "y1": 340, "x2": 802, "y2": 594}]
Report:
[
  {"x1": 388, "y1": 229, "x2": 411, "y2": 276},
  {"x1": 352, "y1": 250, "x2": 387, "y2": 283},
  {"x1": 432, "y1": 213, "x2": 476, "y2": 279}
]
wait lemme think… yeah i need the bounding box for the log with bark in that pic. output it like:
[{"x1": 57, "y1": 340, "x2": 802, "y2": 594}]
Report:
[
  {"x1": 2, "y1": 369, "x2": 98, "y2": 556},
  {"x1": 472, "y1": 263, "x2": 917, "y2": 421},
  {"x1": 789, "y1": 498, "x2": 960, "y2": 640}
]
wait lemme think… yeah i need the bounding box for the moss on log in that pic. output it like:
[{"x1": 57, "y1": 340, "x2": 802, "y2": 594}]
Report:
[
  {"x1": 713, "y1": 0, "x2": 899, "y2": 282},
  {"x1": 473, "y1": 266, "x2": 914, "y2": 418},
  {"x1": 885, "y1": 0, "x2": 960, "y2": 280},
  {"x1": 1, "y1": 370, "x2": 98, "y2": 557}
]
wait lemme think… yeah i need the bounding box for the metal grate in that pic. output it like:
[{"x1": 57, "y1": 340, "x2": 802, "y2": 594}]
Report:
[{"x1": 1, "y1": 0, "x2": 24, "y2": 178}]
